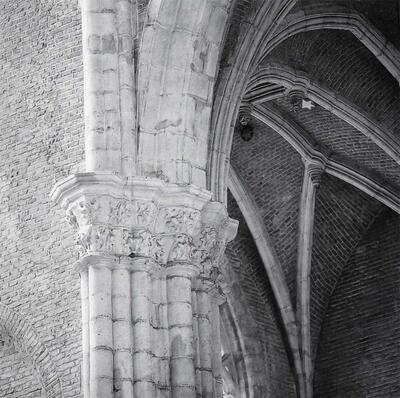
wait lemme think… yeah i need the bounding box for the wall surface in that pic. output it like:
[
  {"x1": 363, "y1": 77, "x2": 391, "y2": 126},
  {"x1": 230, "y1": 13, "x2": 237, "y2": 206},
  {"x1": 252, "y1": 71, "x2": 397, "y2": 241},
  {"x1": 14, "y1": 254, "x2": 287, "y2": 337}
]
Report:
[
  {"x1": 0, "y1": 333, "x2": 42, "y2": 397},
  {"x1": 314, "y1": 208, "x2": 400, "y2": 397},
  {"x1": 226, "y1": 192, "x2": 296, "y2": 398},
  {"x1": 0, "y1": 0, "x2": 84, "y2": 396}
]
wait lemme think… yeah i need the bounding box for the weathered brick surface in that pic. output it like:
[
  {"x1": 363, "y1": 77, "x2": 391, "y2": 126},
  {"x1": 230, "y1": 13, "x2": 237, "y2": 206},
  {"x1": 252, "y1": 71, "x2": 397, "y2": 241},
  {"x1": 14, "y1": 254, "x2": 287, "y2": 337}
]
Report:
[
  {"x1": 272, "y1": 96, "x2": 400, "y2": 189},
  {"x1": 0, "y1": 335, "x2": 42, "y2": 397},
  {"x1": 0, "y1": 0, "x2": 84, "y2": 396},
  {"x1": 231, "y1": 119, "x2": 304, "y2": 303},
  {"x1": 226, "y1": 192, "x2": 296, "y2": 398},
  {"x1": 310, "y1": 174, "x2": 382, "y2": 357},
  {"x1": 314, "y1": 208, "x2": 400, "y2": 397}
]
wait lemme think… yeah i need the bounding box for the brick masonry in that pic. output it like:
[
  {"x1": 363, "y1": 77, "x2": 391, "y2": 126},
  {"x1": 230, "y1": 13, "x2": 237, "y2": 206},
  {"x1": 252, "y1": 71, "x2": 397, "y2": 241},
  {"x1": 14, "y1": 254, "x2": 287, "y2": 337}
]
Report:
[
  {"x1": 0, "y1": 336, "x2": 42, "y2": 398},
  {"x1": 314, "y1": 208, "x2": 400, "y2": 397},
  {"x1": 226, "y1": 191, "x2": 296, "y2": 398},
  {"x1": 0, "y1": 0, "x2": 399, "y2": 396},
  {"x1": 230, "y1": 118, "x2": 304, "y2": 304},
  {"x1": 268, "y1": 29, "x2": 400, "y2": 135},
  {"x1": 292, "y1": 0, "x2": 400, "y2": 47},
  {"x1": 310, "y1": 174, "x2": 382, "y2": 357},
  {"x1": 272, "y1": 96, "x2": 400, "y2": 190},
  {"x1": 0, "y1": 0, "x2": 84, "y2": 396}
]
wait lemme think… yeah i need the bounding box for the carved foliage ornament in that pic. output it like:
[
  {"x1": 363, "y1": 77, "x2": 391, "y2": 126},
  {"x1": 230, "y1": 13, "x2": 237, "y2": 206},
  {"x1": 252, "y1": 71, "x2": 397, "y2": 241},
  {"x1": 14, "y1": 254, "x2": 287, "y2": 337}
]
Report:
[
  {"x1": 65, "y1": 194, "x2": 233, "y2": 270},
  {"x1": 161, "y1": 207, "x2": 200, "y2": 234}
]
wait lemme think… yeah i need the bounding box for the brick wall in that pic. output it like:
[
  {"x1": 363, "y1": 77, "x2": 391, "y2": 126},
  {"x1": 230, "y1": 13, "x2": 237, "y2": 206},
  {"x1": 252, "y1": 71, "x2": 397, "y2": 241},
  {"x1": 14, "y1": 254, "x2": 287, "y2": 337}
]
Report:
[
  {"x1": 272, "y1": 96, "x2": 400, "y2": 189},
  {"x1": 269, "y1": 29, "x2": 400, "y2": 135},
  {"x1": 226, "y1": 191, "x2": 296, "y2": 398},
  {"x1": 314, "y1": 208, "x2": 400, "y2": 397},
  {"x1": 0, "y1": 335, "x2": 42, "y2": 397},
  {"x1": 231, "y1": 119, "x2": 304, "y2": 303},
  {"x1": 0, "y1": 0, "x2": 84, "y2": 396},
  {"x1": 292, "y1": 0, "x2": 400, "y2": 47},
  {"x1": 310, "y1": 174, "x2": 382, "y2": 357}
]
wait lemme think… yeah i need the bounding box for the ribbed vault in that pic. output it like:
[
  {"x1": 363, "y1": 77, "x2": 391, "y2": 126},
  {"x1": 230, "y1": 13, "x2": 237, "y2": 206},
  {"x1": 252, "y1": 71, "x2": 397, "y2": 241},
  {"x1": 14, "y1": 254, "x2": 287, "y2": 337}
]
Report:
[{"x1": 214, "y1": 0, "x2": 400, "y2": 396}]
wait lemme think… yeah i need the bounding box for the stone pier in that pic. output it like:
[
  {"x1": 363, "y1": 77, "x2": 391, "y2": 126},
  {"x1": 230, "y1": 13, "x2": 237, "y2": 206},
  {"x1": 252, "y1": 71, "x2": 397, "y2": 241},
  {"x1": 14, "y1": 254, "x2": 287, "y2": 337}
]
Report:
[{"x1": 51, "y1": 173, "x2": 237, "y2": 397}]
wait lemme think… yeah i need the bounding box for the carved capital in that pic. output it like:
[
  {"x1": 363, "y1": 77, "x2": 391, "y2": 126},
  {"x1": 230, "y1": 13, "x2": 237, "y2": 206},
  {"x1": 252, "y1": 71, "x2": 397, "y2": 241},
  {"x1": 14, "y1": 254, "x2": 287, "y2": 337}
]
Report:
[{"x1": 51, "y1": 173, "x2": 238, "y2": 271}]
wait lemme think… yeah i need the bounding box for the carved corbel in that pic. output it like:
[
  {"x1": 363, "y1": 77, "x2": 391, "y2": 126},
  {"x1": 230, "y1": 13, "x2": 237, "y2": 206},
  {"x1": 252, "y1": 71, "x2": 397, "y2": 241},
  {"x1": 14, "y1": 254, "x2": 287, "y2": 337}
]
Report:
[{"x1": 303, "y1": 155, "x2": 327, "y2": 188}]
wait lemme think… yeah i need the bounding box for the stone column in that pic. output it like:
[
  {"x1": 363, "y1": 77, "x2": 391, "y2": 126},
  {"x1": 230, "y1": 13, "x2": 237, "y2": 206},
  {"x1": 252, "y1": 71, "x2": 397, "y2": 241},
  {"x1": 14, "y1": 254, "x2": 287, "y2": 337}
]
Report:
[
  {"x1": 166, "y1": 264, "x2": 197, "y2": 397},
  {"x1": 297, "y1": 157, "x2": 325, "y2": 398},
  {"x1": 51, "y1": 174, "x2": 237, "y2": 398},
  {"x1": 82, "y1": 0, "x2": 136, "y2": 174},
  {"x1": 192, "y1": 279, "x2": 227, "y2": 398}
]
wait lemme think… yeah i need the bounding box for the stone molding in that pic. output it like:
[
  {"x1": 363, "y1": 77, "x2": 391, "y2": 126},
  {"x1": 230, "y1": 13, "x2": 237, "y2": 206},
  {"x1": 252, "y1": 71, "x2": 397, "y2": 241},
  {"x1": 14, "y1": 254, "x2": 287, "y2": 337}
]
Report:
[{"x1": 51, "y1": 173, "x2": 238, "y2": 280}]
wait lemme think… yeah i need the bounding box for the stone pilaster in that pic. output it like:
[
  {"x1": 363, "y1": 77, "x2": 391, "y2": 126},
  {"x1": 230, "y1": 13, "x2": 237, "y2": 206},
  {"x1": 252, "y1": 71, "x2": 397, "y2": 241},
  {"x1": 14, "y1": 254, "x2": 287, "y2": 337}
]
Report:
[{"x1": 51, "y1": 173, "x2": 237, "y2": 398}]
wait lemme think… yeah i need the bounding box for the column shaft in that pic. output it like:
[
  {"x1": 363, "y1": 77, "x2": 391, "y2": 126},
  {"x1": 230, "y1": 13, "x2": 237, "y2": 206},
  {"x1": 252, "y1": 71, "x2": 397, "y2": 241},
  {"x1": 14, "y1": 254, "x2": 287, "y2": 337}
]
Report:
[
  {"x1": 116, "y1": 0, "x2": 137, "y2": 177},
  {"x1": 167, "y1": 270, "x2": 196, "y2": 398},
  {"x1": 112, "y1": 268, "x2": 133, "y2": 397},
  {"x1": 210, "y1": 295, "x2": 223, "y2": 398},
  {"x1": 152, "y1": 274, "x2": 170, "y2": 396},
  {"x1": 131, "y1": 268, "x2": 156, "y2": 396},
  {"x1": 81, "y1": 271, "x2": 90, "y2": 397},
  {"x1": 194, "y1": 284, "x2": 214, "y2": 397},
  {"x1": 192, "y1": 288, "x2": 201, "y2": 394},
  {"x1": 88, "y1": 266, "x2": 114, "y2": 398},
  {"x1": 297, "y1": 160, "x2": 324, "y2": 398},
  {"x1": 51, "y1": 176, "x2": 238, "y2": 398},
  {"x1": 82, "y1": 0, "x2": 121, "y2": 172}
]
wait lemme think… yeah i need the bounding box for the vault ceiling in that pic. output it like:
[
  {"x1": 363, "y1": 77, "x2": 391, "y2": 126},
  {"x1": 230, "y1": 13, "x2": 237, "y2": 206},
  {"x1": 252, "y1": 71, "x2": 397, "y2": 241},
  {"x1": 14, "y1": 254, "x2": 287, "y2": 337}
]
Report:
[
  {"x1": 266, "y1": 30, "x2": 400, "y2": 134},
  {"x1": 221, "y1": 0, "x2": 400, "y2": 380},
  {"x1": 230, "y1": 118, "x2": 303, "y2": 302},
  {"x1": 292, "y1": 0, "x2": 400, "y2": 47},
  {"x1": 268, "y1": 97, "x2": 400, "y2": 189}
]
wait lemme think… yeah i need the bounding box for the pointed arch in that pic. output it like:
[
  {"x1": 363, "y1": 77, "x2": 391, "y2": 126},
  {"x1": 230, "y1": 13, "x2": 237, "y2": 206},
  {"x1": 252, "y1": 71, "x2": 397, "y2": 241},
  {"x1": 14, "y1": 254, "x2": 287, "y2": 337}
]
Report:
[
  {"x1": 208, "y1": 0, "x2": 297, "y2": 201},
  {"x1": 138, "y1": 0, "x2": 232, "y2": 186},
  {"x1": 266, "y1": 8, "x2": 400, "y2": 83}
]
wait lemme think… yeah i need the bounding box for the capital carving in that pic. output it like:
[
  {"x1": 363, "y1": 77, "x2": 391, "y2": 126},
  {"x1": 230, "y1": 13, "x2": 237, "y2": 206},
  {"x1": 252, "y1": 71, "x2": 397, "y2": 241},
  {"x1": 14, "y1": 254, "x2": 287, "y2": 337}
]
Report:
[{"x1": 51, "y1": 173, "x2": 238, "y2": 272}]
